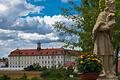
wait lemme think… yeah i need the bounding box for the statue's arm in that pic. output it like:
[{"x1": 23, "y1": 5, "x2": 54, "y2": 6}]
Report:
[
  {"x1": 98, "y1": 24, "x2": 109, "y2": 31},
  {"x1": 107, "y1": 20, "x2": 115, "y2": 28},
  {"x1": 92, "y1": 21, "x2": 105, "y2": 34}
]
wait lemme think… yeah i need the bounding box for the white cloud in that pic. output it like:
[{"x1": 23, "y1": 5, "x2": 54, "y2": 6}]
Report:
[
  {"x1": 0, "y1": 0, "x2": 24, "y2": 15},
  {"x1": 13, "y1": 15, "x2": 72, "y2": 31},
  {"x1": 0, "y1": 39, "x2": 14, "y2": 46},
  {"x1": 0, "y1": 4, "x2": 8, "y2": 12},
  {"x1": 0, "y1": 29, "x2": 16, "y2": 34},
  {"x1": 25, "y1": 3, "x2": 45, "y2": 14},
  {"x1": 42, "y1": 15, "x2": 72, "y2": 25},
  {"x1": 18, "y1": 32, "x2": 59, "y2": 41}
]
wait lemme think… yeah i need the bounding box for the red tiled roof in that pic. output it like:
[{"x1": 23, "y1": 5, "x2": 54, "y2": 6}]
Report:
[
  {"x1": 64, "y1": 61, "x2": 75, "y2": 67},
  {"x1": 8, "y1": 48, "x2": 80, "y2": 57}
]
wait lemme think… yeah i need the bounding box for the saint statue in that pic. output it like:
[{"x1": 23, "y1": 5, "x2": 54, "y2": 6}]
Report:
[{"x1": 92, "y1": 0, "x2": 116, "y2": 78}]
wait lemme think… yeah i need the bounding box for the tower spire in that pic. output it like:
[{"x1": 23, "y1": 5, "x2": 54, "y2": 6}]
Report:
[{"x1": 37, "y1": 42, "x2": 41, "y2": 50}]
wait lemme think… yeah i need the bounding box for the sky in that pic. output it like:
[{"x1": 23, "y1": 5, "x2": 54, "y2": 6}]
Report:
[{"x1": 0, "y1": 0, "x2": 80, "y2": 57}]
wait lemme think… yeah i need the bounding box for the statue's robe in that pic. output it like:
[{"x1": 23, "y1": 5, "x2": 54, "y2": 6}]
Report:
[{"x1": 92, "y1": 11, "x2": 115, "y2": 75}]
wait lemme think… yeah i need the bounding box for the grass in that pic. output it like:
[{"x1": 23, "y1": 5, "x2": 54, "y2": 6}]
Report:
[{"x1": 0, "y1": 71, "x2": 41, "y2": 79}]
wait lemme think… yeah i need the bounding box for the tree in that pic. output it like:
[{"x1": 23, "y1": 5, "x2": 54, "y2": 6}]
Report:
[
  {"x1": 24, "y1": 63, "x2": 42, "y2": 71},
  {"x1": 54, "y1": 0, "x2": 100, "y2": 52},
  {"x1": 54, "y1": 0, "x2": 120, "y2": 53}
]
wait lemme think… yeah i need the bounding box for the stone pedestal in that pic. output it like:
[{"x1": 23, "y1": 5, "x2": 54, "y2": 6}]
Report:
[{"x1": 97, "y1": 76, "x2": 118, "y2": 80}]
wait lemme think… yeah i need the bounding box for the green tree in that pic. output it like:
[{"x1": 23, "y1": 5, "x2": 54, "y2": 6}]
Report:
[
  {"x1": 24, "y1": 63, "x2": 42, "y2": 71},
  {"x1": 54, "y1": 0, "x2": 120, "y2": 53},
  {"x1": 113, "y1": 0, "x2": 120, "y2": 54},
  {"x1": 54, "y1": 0, "x2": 100, "y2": 52}
]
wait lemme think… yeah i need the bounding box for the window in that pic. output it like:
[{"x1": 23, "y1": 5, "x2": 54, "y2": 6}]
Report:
[
  {"x1": 42, "y1": 56, "x2": 44, "y2": 59},
  {"x1": 48, "y1": 61, "x2": 50, "y2": 64}
]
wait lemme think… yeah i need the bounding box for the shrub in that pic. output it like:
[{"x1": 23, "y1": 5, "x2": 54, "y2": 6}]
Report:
[
  {"x1": 19, "y1": 73, "x2": 29, "y2": 80},
  {"x1": 0, "y1": 75, "x2": 11, "y2": 80}
]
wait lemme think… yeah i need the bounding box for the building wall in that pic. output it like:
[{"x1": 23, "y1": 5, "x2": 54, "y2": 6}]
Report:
[
  {"x1": 8, "y1": 54, "x2": 75, "y2": 68},
  {"x1": 0, "y1": 62, "x2": 6, "y2": 68}
]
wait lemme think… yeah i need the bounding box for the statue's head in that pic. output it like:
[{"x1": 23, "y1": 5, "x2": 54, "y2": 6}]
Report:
[{"x1": 105, "y1": 0, "x2": 115, "y2": 13}]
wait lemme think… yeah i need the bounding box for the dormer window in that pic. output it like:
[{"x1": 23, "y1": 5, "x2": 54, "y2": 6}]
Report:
[
  {"x1": 20, "y1": 52, "x2": 22, "y2": 54},
  {"x1": 25, "y1": 53, "x2": 28, "y2": 54}
]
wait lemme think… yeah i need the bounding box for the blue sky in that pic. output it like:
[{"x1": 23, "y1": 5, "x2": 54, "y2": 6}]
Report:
[{"x1": 0, "y1": 0, "x2": 80, "y2": 57}]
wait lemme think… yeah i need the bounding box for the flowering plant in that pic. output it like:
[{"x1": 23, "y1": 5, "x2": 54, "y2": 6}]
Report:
[{"x1": 76, "y1": 53, "x2": 103, "y2": 73}]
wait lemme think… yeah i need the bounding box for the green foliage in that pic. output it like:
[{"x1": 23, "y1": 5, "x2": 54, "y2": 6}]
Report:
[
  {"x1": 116, "y1": 72, "x2": 120, "y2": 80},
  {"x1": 41, "y1": 67, "x2": 79, "y2": 80},
  {"x1": 31, "y1": 77, "x2": 42, "y2": 80},
  {"x1": 54, "y1": 0, "x2": 100, "y2": 52},
  {"x1": 44, "y1": 77, "x2": 79, "y2": 80},
  {"x1": 24, "y1": 63, "x2": 46, "y2": 71},
  {"x1": 41, "y1": 68, "x2": 66, "y2": 78},
  {"x1": 99, "y1": 0, "x2": 105, "y2": 11},
  {"x1": 0, "y1": 75, "x2": 11, "y2": 80},
  {"x1": 113, "y1": 0, "x2": 120, "y2": 51},
  {"x1": 19, "y1": 73, "x2": 29, "y2": 80},
  {"x1": 65, "y1": 66, "x2": 74, "y2": 76},
  {"x1": 54, "y1": 0, "x2": 120, "y2": 53}
]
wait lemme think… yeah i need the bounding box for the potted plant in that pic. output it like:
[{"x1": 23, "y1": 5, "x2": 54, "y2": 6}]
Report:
[{"x1": 76, "y1": 53, "x2": 103, "y2": 80}]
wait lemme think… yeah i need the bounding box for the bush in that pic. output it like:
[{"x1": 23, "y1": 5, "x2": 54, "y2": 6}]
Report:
[
  {"x1": 116, "y1": 72, "x2": 120, "y2": 80},
  {"x1": 19, "y1": 73, "x2": 29, "y2": 80},
  {"x1": 0, "y1": 75, "x2": 11, "y2": 80},
  {"x1": 24, "y1": 63, "x2": 43, "y2": 71},
  {"x1": 24, "y1": 63, "x2": 47, "y2": 71},
  {"x1": 41, "y1": 70, "x2": 50, "y2": 78},
  {"x1": 31, "y1": 77, "x2": 42, "y2": 80},
  {"x1": 41, "y1": 67, "x2": 79, "y2": 80}
]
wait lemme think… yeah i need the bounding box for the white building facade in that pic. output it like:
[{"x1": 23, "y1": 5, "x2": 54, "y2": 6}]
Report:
[
  {"x1": 8, "y1": 47, "x2": 79, "y2": 68},
  {"x1": 0, "y1": 61, "x2": 6, "y2": 68}
]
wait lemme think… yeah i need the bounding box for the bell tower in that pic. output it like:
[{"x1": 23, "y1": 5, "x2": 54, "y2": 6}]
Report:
[{"x1": 37, "y1": 42, "x2": 41, "y2": 50}]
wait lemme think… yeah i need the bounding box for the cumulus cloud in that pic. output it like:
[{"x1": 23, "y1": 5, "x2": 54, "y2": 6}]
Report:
[
  {"x1": 18, "y1": 32, "x2": 59, "y2": 41},
  {"x1": 0, "y1": 0, "x2": 76, "y2": 57},
  {"x1": 0, "y1": 40, "x2": 14, "y2": 46},
  {"x1": 12, "y1": 15, "x2": 73, "y2": 35},
  {"x1": 0, "y1": 29, "x2": 18, "y2": 40},
  {"x1": 0, "y1": 4, "x2": 8, "y2": 12},
  {"x1": 42, "y1": 15, "x2": 72, "y2": 25},
  {"x1": 0, "y1": 0, "x2": 44, "y2": 29},
  {"x1": 25, "y1": 3, "x2": 45, "y2": 14}
]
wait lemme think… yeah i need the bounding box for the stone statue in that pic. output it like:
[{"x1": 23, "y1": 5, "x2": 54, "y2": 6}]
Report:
[{"x1": 92, "y1": 0, "x2": 116, "y2": 78}]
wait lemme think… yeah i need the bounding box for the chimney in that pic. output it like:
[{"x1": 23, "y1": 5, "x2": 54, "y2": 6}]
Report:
[{"x1": 37, "y1": 42, "x2": 41, "y2": 50}]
